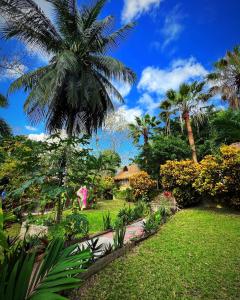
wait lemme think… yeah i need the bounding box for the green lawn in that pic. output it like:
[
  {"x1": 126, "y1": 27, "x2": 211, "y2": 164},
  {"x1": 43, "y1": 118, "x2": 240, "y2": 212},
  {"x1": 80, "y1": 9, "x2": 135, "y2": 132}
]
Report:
[
  {"x1": 6, "y1": 198, "x2": 131, "y2": 237},
  {"x1": 76, "y1": 208, "x2": 240, "y2": 300},
  {"x1": 76, "y1": 198, "x2": 132, "y2": 234}
]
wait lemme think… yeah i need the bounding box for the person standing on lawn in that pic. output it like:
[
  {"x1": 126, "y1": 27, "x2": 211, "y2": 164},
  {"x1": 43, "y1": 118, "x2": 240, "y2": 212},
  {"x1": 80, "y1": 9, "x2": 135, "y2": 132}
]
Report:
[{"x1": 77, "y1": 186, "x2": 88, "y2": 211}]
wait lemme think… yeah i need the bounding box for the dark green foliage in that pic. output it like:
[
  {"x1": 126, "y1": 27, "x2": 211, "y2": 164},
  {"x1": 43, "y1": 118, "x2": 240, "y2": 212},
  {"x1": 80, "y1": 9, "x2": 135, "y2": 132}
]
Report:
[
  {"x1": 0, "y1": 93, "x2": 11, "y2": 138},
  {"x1": 172, "y1": 187, "x2": 201, "y2": 208},
  {"x1": 64, "y1": 211, "x2": 89, "y2": 240},
  {"x1": 0, "y1": 238, "x2": 91, "y2": 300},
  {"x1": 135, "y1": 135, "x2": 191, "y2": 179},
  {"x1": 210, "y1": 109, "x2": 240, "y2": 145},
  {"x1": 102, "y1": 211, "x2": 112, "y2": 231}
]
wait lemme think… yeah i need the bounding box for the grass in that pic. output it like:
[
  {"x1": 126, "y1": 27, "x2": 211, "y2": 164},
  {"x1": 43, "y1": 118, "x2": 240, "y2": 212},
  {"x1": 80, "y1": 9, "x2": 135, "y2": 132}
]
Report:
[
  {"x1": 76, "y1": 208, "x2": 240, "y2": 300},
  {"x1": 75, "y1": 199, "x2": 133, "y2": 234},
  {"x1": 6, "y1": 198, "x2": 132, "y2": 237}
]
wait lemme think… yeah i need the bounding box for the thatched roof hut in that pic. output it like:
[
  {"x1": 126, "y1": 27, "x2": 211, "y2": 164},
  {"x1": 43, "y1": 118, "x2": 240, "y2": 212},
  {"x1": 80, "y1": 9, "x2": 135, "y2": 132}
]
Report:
[
  {"x1": 231, "y1": 142, "x2": 240, "y2": 149},
  {"x1": 114, "y1": 164, "x2": 141, "y2": 186}
]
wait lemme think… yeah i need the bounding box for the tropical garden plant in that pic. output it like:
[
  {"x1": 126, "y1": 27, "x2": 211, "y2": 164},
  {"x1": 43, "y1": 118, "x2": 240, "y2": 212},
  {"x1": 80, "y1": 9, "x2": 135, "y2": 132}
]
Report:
[{"x1": 0, "y1": 238, "x2": 91, "y2": 300}]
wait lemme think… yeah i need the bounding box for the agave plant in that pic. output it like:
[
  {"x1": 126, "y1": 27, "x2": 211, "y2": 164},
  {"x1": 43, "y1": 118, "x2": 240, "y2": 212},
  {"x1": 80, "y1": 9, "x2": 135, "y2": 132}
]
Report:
[{"x1": 0, "y1": 238, "x2": 91, "y2": 300}]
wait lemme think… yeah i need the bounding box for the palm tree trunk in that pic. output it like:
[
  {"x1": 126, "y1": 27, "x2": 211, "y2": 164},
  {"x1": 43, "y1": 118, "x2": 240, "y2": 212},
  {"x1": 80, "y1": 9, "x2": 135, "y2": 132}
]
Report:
[
  {"x1": 143, "y1": 128, "x2": 148, "y2": 145},
  {"x1": 183, "y1": 112, "x2": 198, "y2": 163}
]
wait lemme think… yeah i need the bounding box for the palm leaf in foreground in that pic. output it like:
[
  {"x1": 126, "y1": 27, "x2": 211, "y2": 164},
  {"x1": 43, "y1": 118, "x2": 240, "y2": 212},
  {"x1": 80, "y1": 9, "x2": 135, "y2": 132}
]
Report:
[{"x1": 0, "y1": 239, "x2": 91, "y2": 300}]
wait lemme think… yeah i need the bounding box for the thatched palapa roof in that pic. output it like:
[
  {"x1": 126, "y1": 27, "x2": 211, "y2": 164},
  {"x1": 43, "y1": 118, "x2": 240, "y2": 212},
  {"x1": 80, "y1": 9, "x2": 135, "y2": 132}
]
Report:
[
  {"x1": 231, "y1": 142, "x2": 240, "y2": 149},
  {"x1": 114, "y1": 164, "x2": 141, "y2": 181}
]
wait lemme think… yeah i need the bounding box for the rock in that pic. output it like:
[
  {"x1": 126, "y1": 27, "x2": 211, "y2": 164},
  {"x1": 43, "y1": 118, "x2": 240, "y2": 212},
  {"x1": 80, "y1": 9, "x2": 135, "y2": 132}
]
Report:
[{"x1": 19, "y1": 221, "x2": 48, "y2": 240}]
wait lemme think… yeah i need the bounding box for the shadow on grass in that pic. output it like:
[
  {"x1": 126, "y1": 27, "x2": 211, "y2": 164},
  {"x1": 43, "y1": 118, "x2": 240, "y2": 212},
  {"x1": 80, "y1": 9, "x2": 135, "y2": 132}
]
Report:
[{"x1": 194, "y1": 203, "x2": 240, "y2": 216}]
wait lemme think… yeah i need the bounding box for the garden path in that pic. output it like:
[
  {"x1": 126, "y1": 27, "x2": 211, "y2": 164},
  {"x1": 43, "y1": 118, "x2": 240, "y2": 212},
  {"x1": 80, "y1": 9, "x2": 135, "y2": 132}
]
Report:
[{"x1": 79, "y1": 220, "x2": 145, "y2": 255}]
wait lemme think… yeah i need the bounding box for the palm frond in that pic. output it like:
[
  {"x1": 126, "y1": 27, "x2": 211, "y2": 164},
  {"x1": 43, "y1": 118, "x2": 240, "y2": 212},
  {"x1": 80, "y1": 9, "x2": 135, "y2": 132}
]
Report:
[{"x1": 0, "y1": 238, "x2": 91, "y2": 300}]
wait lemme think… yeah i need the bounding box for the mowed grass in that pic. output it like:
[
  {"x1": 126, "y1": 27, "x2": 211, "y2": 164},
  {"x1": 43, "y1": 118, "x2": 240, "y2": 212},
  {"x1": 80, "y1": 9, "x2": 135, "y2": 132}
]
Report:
[
  {"x1": 76, "y1": 198, "x2": 132, "y2": 234},
  {"x1": 77, "y1": 208, "x2": 240, "y2": 300},
  {"x1": 6, "y1": 199, "x2": 132, "y2": 237}
]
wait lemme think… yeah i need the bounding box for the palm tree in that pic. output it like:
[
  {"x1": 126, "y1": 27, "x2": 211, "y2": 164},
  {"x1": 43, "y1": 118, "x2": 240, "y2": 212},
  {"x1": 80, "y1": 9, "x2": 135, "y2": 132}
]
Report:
[
  {"x1": 165, "y1": 81, "x2": 210, "y2": 163},
  {"x1": 0, "y1": 0, "x2": 136, "y2": 223},
  {"x1": 207, "y1": 46, "x2": 240, "y2": 109},
  {"x1": 129, "y1": 114, "x2": 160, "y2": 146},
  {"x1": 0, "y1": 93, "x2": 11, "y2": 137},
  {"x1": 0, "y1": 0, "x2": 136, "y2": 137},
  {"x1": 159, "y1": 100, "x2": 177, "y2": 136}
]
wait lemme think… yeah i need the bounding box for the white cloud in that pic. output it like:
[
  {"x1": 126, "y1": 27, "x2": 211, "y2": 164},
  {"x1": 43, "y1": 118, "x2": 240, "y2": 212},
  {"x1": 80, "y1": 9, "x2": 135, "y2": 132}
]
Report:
[
  {"x1": 138, "y1": 57, "x2": 208, "y2": 95},
  {"x1": 112, "y1": 81, "x2": 132, "y2": 98},
  {"x1": 0, "y1": 63, "x2": 27, "y2": 81},
  {"x1": 25, "y1": 125, "x2": 38, "y2": 131},
  {"x1": 28, "y1": 133, "x2": 48, "y2": 142},
  {"x1": 117, "y1": 105, "x2": 143, "y2": 123},
  {"x1": 34, "y1": 0, "x2": 53, "y2": 21},
  {"x1": 104, "y1": 105, "x2": 143, "y2": 130},
  {"x1": 121, "y1": 0, "x2": 162, "y2": 23},
  {"x1": 161, "y1": 5, "x2": 184, "y2": 50},
  {"x1": 28, "y1": 130, "x2": 68, "y2": 142},
  {"x1": 138, "y1": 93, "x2": 159, "y2": 114}
]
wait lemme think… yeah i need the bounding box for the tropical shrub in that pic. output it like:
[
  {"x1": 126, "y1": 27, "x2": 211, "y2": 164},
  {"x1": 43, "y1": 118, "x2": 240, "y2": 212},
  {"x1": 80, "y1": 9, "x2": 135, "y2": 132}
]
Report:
[
  {"x1": 64, "y1": 210, "x2": 89, "y2": 240},
  {"x1": 99, "y1": 176, "x2": 115, "y2": 199},
  {"x1": 113, "y1": 187, "x2": 135, "y2": 202},
  {"x1": 161, "y1": 146, "x2": 240, "y2": 209},
  {"x1": 117, "y1": 202, "x2": 148, "y2": 225},
  {"x1": 160, "y1": 160, "x2": 200, "y2": 207},
  {"x1": 129, "y1": 171, "x2": 156, "y2": 201},
  {"x1": 143, "y1": 213, "x2": 161, "y2": 234},
  {"x1": 194, "y1": 145, "x2": 240, "y2": 208}
]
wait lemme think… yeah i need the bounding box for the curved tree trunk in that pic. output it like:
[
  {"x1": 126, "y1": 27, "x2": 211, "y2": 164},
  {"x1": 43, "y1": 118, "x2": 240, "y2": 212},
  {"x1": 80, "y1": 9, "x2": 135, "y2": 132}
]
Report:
[{"x1": 183, "y1": 112, "x2": 198, "y2": 163}]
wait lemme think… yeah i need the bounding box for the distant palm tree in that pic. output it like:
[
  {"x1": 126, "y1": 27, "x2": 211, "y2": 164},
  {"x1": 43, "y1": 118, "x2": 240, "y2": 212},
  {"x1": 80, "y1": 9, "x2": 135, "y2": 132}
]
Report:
[
  {"x1": 0, "y1": 0, "x2": 136, "y2": 136},
  {"x1": 164, "y1": 81, "x2": 210, "y2": 163},
  {"x1": 207, "y1": 46, "x2": 240, "y2": 109},
  {"x1": 159, "y1": 100, "x2": 177, "y2": 136},
  {"x1": 0, "y1": 93, "x2": 11, "y2": 137},
  {"x1": 129, "y1": 114, "x2": 160, "y2": 146}
]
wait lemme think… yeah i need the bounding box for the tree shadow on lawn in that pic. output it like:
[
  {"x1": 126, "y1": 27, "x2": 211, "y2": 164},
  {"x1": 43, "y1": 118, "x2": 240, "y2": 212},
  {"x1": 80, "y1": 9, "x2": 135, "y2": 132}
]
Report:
[{"x1": 194, "y1": 203, "x2": 240, "y2": 216}]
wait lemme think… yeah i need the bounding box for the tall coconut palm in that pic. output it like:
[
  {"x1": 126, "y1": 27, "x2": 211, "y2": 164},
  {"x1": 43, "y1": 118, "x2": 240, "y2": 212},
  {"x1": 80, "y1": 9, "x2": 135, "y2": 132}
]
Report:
[
  {"x1": 165, "y1": 81, "x2": 210, "y2": 163},
  {"x1": 0, "y1": 93, "x2": 11, "y2": 137},
  {"x1": 159, "y1": 100, "x2": 177, "y2": 136},
  {"x1": 129, "y1": 114, "x2": 160, "y2": 146},
  {"x1": 207, "y1": 46, "x2": 240, "y2": 109},
  {"x1": 0, "y1": 0, "x2": 136, "y2": 137},
  {"x1": 0, "y1": 0, "x2": 136, "y2": 223}
]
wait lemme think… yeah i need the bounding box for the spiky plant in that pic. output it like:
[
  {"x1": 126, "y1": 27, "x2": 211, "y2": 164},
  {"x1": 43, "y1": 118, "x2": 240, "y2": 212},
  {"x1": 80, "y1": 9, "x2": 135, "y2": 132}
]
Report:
[
  {"x1": 0, "y1": 0, "x2": 136, "y2": 136},
  {"x1": 207, "y1": 46, "x2": 240, "y2": 109},
  {"x1": 164, "y1": 81, "x2": 210, "y2": 163}
]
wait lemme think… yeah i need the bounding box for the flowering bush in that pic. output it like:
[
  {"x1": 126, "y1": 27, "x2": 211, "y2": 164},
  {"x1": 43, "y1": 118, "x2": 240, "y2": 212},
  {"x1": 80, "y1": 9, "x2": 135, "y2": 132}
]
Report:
[
  {"x1": 161, "y1": 146, "x2": 240, "y2": 209},
  {"x1": 160, "y1": 160, "x2": 200, "y2": 208},
  {"x1": 129, "y1": 171, "x2": 156, "y2": 201},
  {"x1": 194, "y1": 145, "x2": 240, "y2": 208}
]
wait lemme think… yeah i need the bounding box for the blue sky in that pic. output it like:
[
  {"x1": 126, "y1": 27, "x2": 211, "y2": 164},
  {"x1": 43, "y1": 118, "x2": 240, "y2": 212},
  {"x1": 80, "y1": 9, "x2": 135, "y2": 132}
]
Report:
[{"x1": 0, "y1": 0, "x2": 240, "y2": 163}]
